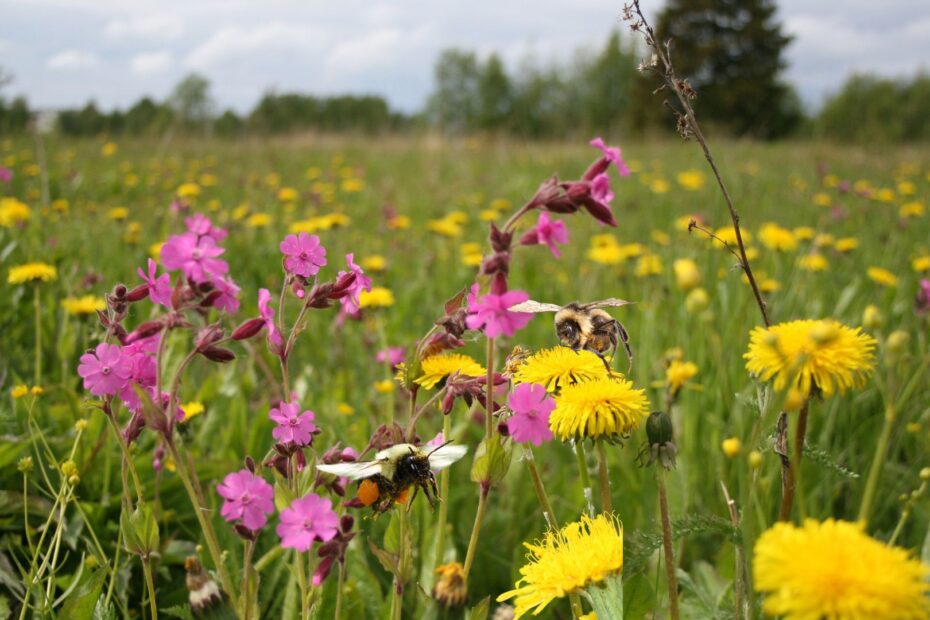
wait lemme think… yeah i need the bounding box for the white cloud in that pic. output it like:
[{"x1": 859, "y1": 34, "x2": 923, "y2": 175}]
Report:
[
  {"x1": 130, "y1": 50, "x2": 173, "y2": 75},
  {"x1": 324, "y1": 26, "x2": 434, "y2": 75},
  {"x1": 105, "y1": 14, "x2": 185, "y2": 40},
  {"x1": 46, "y1": 50, "x2": 98, "y2": 70},
  {"x1": 185, "y1": 22, "x2": 328, "y2": 71}
]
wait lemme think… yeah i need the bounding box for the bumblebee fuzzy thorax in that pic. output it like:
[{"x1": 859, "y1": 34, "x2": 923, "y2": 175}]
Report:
[{"x1": 554, "y1": 304, "x2": 592, "y2": 350}]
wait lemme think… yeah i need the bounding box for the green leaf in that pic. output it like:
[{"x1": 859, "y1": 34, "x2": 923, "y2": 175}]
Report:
[
  {"x1": 121, "y1": 502, "x2": 159, "y2": 556},
  {"x1": 368, "y1": 539, "x2": 398, "y2": 577},
  {"x1": 622, "y1": 572, "x2": 654, "y2": 620},
  {"x1": 587, "y1": 572, "x2": 624, "y2": 619},
  {"x1": 470, "y1": 435, "x2": 512, "y2": 486},
  {"x1": 466, "y1": 596, "x2": 490, "y2": 620},
  {"x1": 59, "y1": 567, "x2": 105, "y2": 620}
]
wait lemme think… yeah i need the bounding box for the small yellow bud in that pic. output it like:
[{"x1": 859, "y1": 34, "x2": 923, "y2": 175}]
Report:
[
  {"x1": 11, "y1": 385, "x2": 29, "y2": 399},
  {"x1": 722, "y1": 437, "x2": 742, "y2": 458},
  {"x1": 862, "y1": 304, "x2": 883, "y2": 330},
  {"x1": 68, "y1": 475, "x2": 80, "y2": 486},
  {"x1": 906, "y1": 422, "x2": 921, "y2": 434},
  {"x1": 75, "y1": 419, "x2": 88, "y2": 431},
  {"x1": 685, "y1": 287, "x2": 709, "y2": 313},
  {"x1": 748, "y1": 450, "x2": 763, "y2": 469},
  {"x1": 18, "y1": 456, "x2": 34, "y2": 473},
  {"x1": 374, "y1": 379, "x2": 395, "y2": 394},
  {"x1": 673, "y1": 258, "x2": 702, "y2": 291},
  {"x1": 60, "y1": 460, "x2": 78, "y2": 477},
  {"x1": 920, "y1": 467, "x2": 930, "y2": 481},
  {"x1": 886, "y1": 330, "x2": 910, "y2": 358},
  {"x1": 30, "y1": 385, "x2": 44, "y2": 396},
  {"x1": 85, "y1": 556, "x2": 99, "y2": 569}
]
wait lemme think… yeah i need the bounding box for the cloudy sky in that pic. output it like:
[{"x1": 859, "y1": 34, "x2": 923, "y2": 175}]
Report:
[{"x1": 2, "y1": 0, "x2": 928, "y2": 114}]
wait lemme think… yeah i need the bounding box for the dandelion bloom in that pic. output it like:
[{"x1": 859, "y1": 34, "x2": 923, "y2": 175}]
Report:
[
  {"x1": 758, "y1": 223, "x2": 798, "y2": 252},
  {"x1": 497, "y1": 514, "x2": 623, "y2": 618},
  {"x1": 358, "y1": 287, "x2": 395, "y2": 308},
  {"x1": 8, "y1": 262, "x2": 57, "y2": 284},
  {"x1": 62, "y1": 295, "x2": 105, "y2": 316},
  {"x1": 507, "y1": 383, "x2": 555, "y2": 446},
  {"x1": 549, "y1": 377, "x2": 649, "y2": 440},
  {"x1": 797, "y1": 253, "x2": 829, "y2": 272},
  {"x1": 744, "y1": 319, "x2": 876, "y2": 399},
  {"x1": 0, "y1": 197, "x2": 30, "y2": 227},
  {"x1": 754, "y1": 519, "x2": 930, "y2": 620},
  {"x1": 137, "y1": 259, "x2": 173, "y2": 307},
  {"x1": 160, "y1": 232, "x2": 228, "y2": 282},
  {"x1": 666, "y1": 360, "x2": 698, "y2": 396},
  {"x1": 337, "y1": 253, "x2": 372, "y2": 314},
  {"x1": 673, "y1": 258, "x2": 701, "y2": 291},
  {"x1": 520, "y1": 212, "x2": 569, "y2": 258},
  {"x1": 867, "y1": 267, "x2": 898, "y2": 288},
  {"x1": 277, "y1": 493, "x2": 340, "y2": 552},
  {"x1": 216, "y1": 469, "x2": 275, "y2": 531},
  {"x1": 280, "y1": 232, "x2": 327, "y2": 278},
  {"x1": 415, "y1": 353, "x2": 486, "y2": 389},
  {"x1": 589, "y1": 137, "x2": 630, "y2": 176},
  {"x1": 466, "y1": 289, "x2": 533, "y2": 339},
  {"x1": 269, "y1": 402, "x2": 318, "y2": 446},
  {"x1": 78, "y1": 343, "x2": 132, "y2": 397},
  {"x1": 512, "y1": 347, "x2": 609, "y2": 392},
  {"x1": 258, "y1": 288, "x2": 283, "y2": 348}
]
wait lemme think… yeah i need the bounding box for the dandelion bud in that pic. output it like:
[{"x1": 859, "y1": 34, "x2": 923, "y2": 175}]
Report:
[
  {"x1": 862, "y1": 304, "x2": 883, "y2": 330},
  {"x1": 433, "y1": 562, "x2": 468, "y2": 608},
  {"x1": 646, "y1": 411, "x2": 674, "y2": 446},
  {"x1": 885, "y1": 330, "x2": 910, "y2": 360},
  {"x1": 231, "y1": 317, "x2": 265, "y2": 340},
  {"x1": 201, "y1": 346, "x2": 235, "y2": 363},
  {"x1": 748, "y1": 450, "x2": 763, "y2": 469},
  {"x1": 721, "y1": 437, "x2": 742, "y2": 458},
  {"x1": 126, "y1": 283, "x2": 150, "y2": 302},
  {"x1": 920, "y1": 467, "x2": 930, "y2": 481},
  {"x1": 17, "y1": 456, "x2": 33, "y2": 474},
  {"x1": 685, "y1": 287, "x2": 709, "y2": 313}
]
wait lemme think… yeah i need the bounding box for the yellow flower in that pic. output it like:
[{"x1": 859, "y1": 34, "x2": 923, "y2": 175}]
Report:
[
  {"x1": 587, "y1": 244, "x2": 623, "y2": 265},
  {"x1": 814, "y1": 233, "x2": 834, "y2": 247},
  {"x1": 337, "y1": 403, "x2": 354, "y2": 416},
  {"x1": 898, "y1": 180, "x2": 916, "y2": 195},
  {"x1": 650, "y1": 178, "x2": 670, "y2": 194},
  {"x1": 797, "y1": 253, "x2": 828, "y2": 272},
  {"x1": 388, "y1": 215, "x2": 411, "y2": 230},
  {"x1": 497, "y1": 514, "x2": 623, "y2": 619},
  {"x1": 415, "y1": 353, "x2": 485, "y2": 389},
  {"x1": 754, "y1": 519, "x2": 930, "y2": 620},
  {"x1": 62, "y1": 295, "x2": 105, "y2": 316},
  {"x1": 447, "y1": 210, "x2": 469, "y2": 225},
  {"x1": 721, "y1": 437, "x2": 741, "y2": 457},
  {"x1": 101, "y1": 142, "x2": 118, "y2": 157},
  {"x1": 490, "y1": 198, "x2": 511, "y2": 212},
  {"x1": 361, "y1": 255, "x2": 387, "y2": 272},
  {"x1": 876, "y1": 188, "x2": 896, "y2": 203},
  {"x1": 713, "y1": 226, "x2": 751, "y2": 247},
  {"x1": 341, "y1": 178, "x2": 364, "y2": 193},
  {"x1": 246, "y1": 213, "x2": 271, "y2": 228},
  {"x1": 812, "y1": 192, "x2": 831, "y2": 207},
  {"x1": 651, "y1": 230, "x2": 670, "y2": 246},
  {"x1": 433, "y1": 562, "x2": 468, "y2": 608},
  {"x1": 479, "y1": 209, "x2": 499, "y2": 221},
  {"x1": 676, "y1": 169, "x2": 705, "y2": 190},
  {"x1": 359, "y1": 287, "x2": 394, "y2": 308},
  {"x1": 199, "y1": 173, "x2": 218, "y2": 187},
  {"x1": 428, "y1": 217, "x2": 462, "y2": 237},
  {"x1": 673, "y1": 258, "x2": 701, "y2": 291},
  {"x1": 374, "y1": 379, "x2": 395, "y2": 394},
  {"x1": 107, "y1": 207, "x2": 129, "y2": 220},
  {"x1": 11, "y1": 385, "x2": 29, "y2": 398},
  {"x1": 867, "y1": 267, "x2": 898, "y2": 288},
  {"x1": 685, "y1": 287, "x2": 709, "y2": 313},
  {"x1": 149, "y1": 242, "x2": 164, "y2": 260},
  {"x1": 634, "y1": 254, "x2": 662, "y2": 277},
  {"x1": 793, "y1": 226, "x2": 815, "y2": 241},
  {"x1": 277, "y1": 187, "x2": 299, "y2": 202},
  {"x1": 550, "y1": 377, "x2": 649, "y2": 440},
  {"x1": 176, "y1": 182, "x2": 201, "y2": 199},
  {"x1": 744, "y1": 319, "x2": 876, "y2": 400},
  {"x1": 759, "y1": 278, "x2": 781, "y2": 293},
  {"x1": 834, "y1": 237, "x2": 858, "y2": 253},
  {"x1": 180, "y1": 401, "x2": 204, "y2": 422},
  {"x1": 512, "y1": 347, "x2": 609, "y2": 392},
  {"x1": 461, "y1": 252, "x2": 483, "y2": 267},
  {"x1": 900, "y1": 201, "x2": 924, "y2": 218},
  {"x1": 912, "y1": 256, "x2": 930, "y2": 273},
  {"x1": 0, "y1": 197, "x2": 31, "y2": 227},
  {"x1": 862, "y1": 304, "x2": 883, "y2": 330},
  {"x1": 666, "y1": 360, "x2": 698, "y2": 396},
  {"x1": 758, "y1": 223, "x2": 797, "y2": 252},
  {"x1": 8, "y1": 262, "x2": 57, "y2": 284}
]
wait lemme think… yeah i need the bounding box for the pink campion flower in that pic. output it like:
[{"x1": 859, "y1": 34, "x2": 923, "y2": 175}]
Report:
[
  {"x1": 217, "y1": 469, "x2": 275, "y2": 531},
  {"x1": 0, "y1": 167, "x2": 12, "y2": 183},
  {"x1": 280, "y1": 233, "x2": 327, "y2": 278},
  {"x1": 269, "y1": 402, "x2": 319, "y2": 446},
  {"x1": 465, "y1": 289, "x2": 533, "y2": 338},
  {"x1": 137, "y1": 259, "x2": 172, "y2": 308},
  {"x1": 211, "y1": 276, "x2": 241, "y2": 314},
  {"x1": 375, "y1": 346, "x2": 405, "y2": 369},
  {"x1": 161, "y1": 232, "x2": 228, "y2": 283},
  {"x1": 337, "y1": 253, "x2": 372, "y2": 313},
  {"x1": 506, "y1": 383, "x2": 555, "y2": 446},
  {"x1": 185, "y1": 213, "x2": 227, "y2": 242},
  {"x1": 427, "y1": 432, "x2": 445, "y2": 447},
  {"x1": 277, "y1": 493, "x2": 340, "y2": 552},
  {"x1": 78, "y1": 343, "x2": 132, "y2": 396},
  {"x1": 916, "y1": 279, "x2": 930, "y2": 315},
  {"x1": 589, "y1": 137, "x2": 630, "y2": 177},
  {"x1": 258, "y1": 288, "x2": 284, "y2": 348},
  {"x1": 520, "y1": 212, "x2": 569, "y2": 258}
]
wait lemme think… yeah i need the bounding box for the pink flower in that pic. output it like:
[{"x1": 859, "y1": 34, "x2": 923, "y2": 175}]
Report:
[
  {"x1": 591, "y1": 173, "x2": 614, "y2": 205},
  {"x1": 280, "y1": 233, "x2": 327, "y2": 278},
  {"x1": 506, "y1": 383, "x2": 554, "y2": 446},
  {"x1": 137, "y1": 259, "x2": 172, "y2": 308},
  {"x1": 337, "y1": 253, "x2": 372, "y2": 314},
  {"x1": 258, "y1": 288, "x2": 284, "y2": 348},
  {"x1": 916, "y1": 279, "x2": 930, "y2": 315},
  {"x1": 520, "y1": 212, "x2": 569, "y2": 257},
  {"x1": 269, "y1": 402, "x2": 319, "y2": 446},
  {"x1": 276, "y1": 493, "x2": 340, "y2": 552},
  {"x1": 78, "y1": 343, "x2": 132, "y2": 396},
  {"x1": 0, "y1": 167, "x2": 12, "y2": 183},
  {"x1": 465, "y1": 289, "x2": 533, "y2": 338},
  {"x1": 217, "y1": 469, "x2": 275, "y2": 531},
  {"x1": 590, "y1": 137, "x2": 630, "y2": 177},
  {"x1": 161, "y1": 232, "x2": 228, "y2": 283},
  {"x1": 375, "y1": 346, "x2": 405, "y2": 368},
  {"x1": 185, "y1": 213, "x2": 227, "y2": 242},
  {"x1": 211, "y1": 276, "x2": 240, "y2": 314},
  {"x1": 427, "y1": 431, "x2": 445, "y2": 447}
]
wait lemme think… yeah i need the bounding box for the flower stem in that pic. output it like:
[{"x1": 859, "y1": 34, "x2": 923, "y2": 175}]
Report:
[
  {"x1": 34, "y1": 285, "x2": 42, "y2": 384},
  {"x1": 240, "y1": 539, "x2": 256, "y2": 620},
  {"x1": 485, "y1": 337, "x2": 495, "y2": 438},
  {"x1": 777, "y1": 399, "x2": 809, "y2": 521},
  {"x1": 434, "y1": 413, "x2": 452, "y2": 568},
  {"x1": 390, "y1": 508, "x2": 408, "y2": 620},
  {"x1": 858, "y1": 404, "x2": 896, "y2": 523},
  {"x1": 141, "y1": 555, "x2": 159, "y2": 620},
  {"x1": 462, "y1": 486, "x2": 489, "y2": 579},
  {"x1": 523, "y1": 445, "x2": 558, "y2": 529},
  {"x1": 657, "y1": 468, "x2": 680, "y2": 620},
  {"x1": 294, "y1": 548, "x2": 308, "y2": 619},
  {"x1": 334, "y1": 560, "x2": 347, "y2": 620},
  {"x1": 595, "y1": 441, "x2": 612, "y2": 513},
  {"x1": 574, "y1": 441, "x2": 595, "y2": 517}
]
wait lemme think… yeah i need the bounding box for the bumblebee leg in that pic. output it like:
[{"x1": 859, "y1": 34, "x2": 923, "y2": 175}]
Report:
[
  {"x1": 614, "y1": 320, "x2": 634, "y2": 374},
  {"x1": 406, "y1": 484, "x2": 420, "y2": 513}
]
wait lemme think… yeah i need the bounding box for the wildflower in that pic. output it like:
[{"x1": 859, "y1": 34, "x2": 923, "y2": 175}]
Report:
[
  {"x1": 634, "y1": 254, "x2": 662, "y2": 277},
  {"x1": 78, "y1": 343, "x2": 132, "y2": 397},
  {"x1": 388, "y1": 215, "x2": 411, "y2": 230},
  {"x1": 361, "y1": 255, "x2": 387, "y2": 272},
  {"x1": 11, "y1": 385, "x2": 29, "y2": 398},
  {"x1": 0, "y1": 197, "x2": 31, "y2": 227},
  {"x1": 62, "y1": 295, "x2": 105, "y2": 316},
  {"x1": 180, "y1": 401, "x2": 204, "y2": 422},
  {"x1": 666, "y1": 360, "x2": 698, "y2": 396},
  {"x1": 217, "y1": 469, "x2": 275, "y2": 531},
  {"x1": 497, "y1": 513, "x2": 623, "y2": 619},
  {"x1": 434, "y1": 561, "x2": 468, "y2": 607},
  {"x1": 912, "y1": 256, "x2": 930, "y2": 273},
  {"x1": 589, "y1": 137, "x2": 630, "y2": 176},
  {"x1": 359, "y1": 287, "x2": 394, "y2": 308},
  {"x1": 133, "y1": 259, "x2": 172, "y2": 308},
  {"x1": 812, "y1": 192, "x2": 831, "y2": 207},
  {"x1": 185, "y1": 213, "x2": 227, "y2": 242},
  {"x1": 337, "y1": 254, "x2": 372, "y2": 314},
  {"x1": 416, "y1": 353, "x2": 485, "y2": 389},
  {"x1": 0, "y1": 167, "x2": 11, "y2": 183},
  {"x1": 269, "y1": 402, "x2": 319, "y2": 447},
  {"x1": 177, "y1": 182, "x2": 201, "y2": 199},
  {"x1": 8, "y1": 262, "x2": 57, "y2": 284},
  {"x1": 916, "y1": 280, "x2": 930, "y2": 315},
  {"x1": 744, "y1": 319, "x2": 876, "y2": 399},
  {"x1": 246, "y1": 213, "x2": 271, "y2": 228},
  {"x1": 676, "y1": 169, "x2": 705, "y2": 190},
  {"x1": 375, "y1": 346, "x2": 405, "y2": 369},
  {"x1": 834, "y1": 237, "x2": 859, "y2": 253},
  {"x1": 793, "y1": 226, "x2": 815, "y2": 241},
  {"x1": 748, "y1": 450, "x2": 763, "y2": 468},
  {"x1": 506, "y1": 383, "x2": 555, "y2": 446},
  {"x1": 814, "y1": 233, "x2": 835, "y2": 247},
  {"x1": 900, "y1": 202, "x2": 925, "y2": 218},
  {"x1": 101, "y1": 142, "x2": 117, "y2": 157},
  {"x1": 685, "y1": 288, "x2": 709, "y2": 313},
  {"x1": 797, "y1": 253, "x2": 828, "y2": 272},
  {"x1": 713, "y1": 226, "x2": 750, "y2": 246},
  {"x1": 161, "y1": 232, "x2": 228, "y2": 282},
  {"x1": 257, "y1": 289, "x2": 284, "y2": 348},
  {"x1": 652, "y1": 230, "x2": 671, "y2": 246},
  {"x1": 211, "y1": 276, "x2": 241, "y2": 314},
  {"x1": 512, "y1": 347, "x2": 608, "y2": 392},
  {"x1": 886, "y1": 330, "x2": 910, "y2": 359},
  {"x1": 108, "y1": 207, "x2": 128, "y2": 220},
  {"x1": 520, "y1": 212, "x2": 569, "y2": 258},
  {"x1": 863, "y1": 305, "x2": 884, "y2": 329},
  {"x1": 31, "y1": 386, "x2": 44, "y2": 396},
  {"x1": 867, "y1": 267, "x2": 898, "y2": 288},
  {"x1": 277, "y1": 493, "x2": 339, "y2": 552},
  {"x1": 428, "y1": 217, "x2": 463, "y2": 237},
  {"x1": 549, "y1": 377, "x2": 649, "y2": 440},
  {"x1": 673, "y1": 258, "x2": 701, "y2": 291},
  {"x1": 18, "y1": 456, "x2": 33, "y2": 473},
  {"x1": 721, "y1": 437, "x2": 742, "y2": 458},
  {"x1": 277, "y1": 187, "x2": 299, "y2": 202},
  {"x1": 754, "y1": 519, "x2": 930, "y2": 620},
  {"x1": 278, "y1": 232, "x2": 327, "y2": 279},
  {"x1": 466, "y1": 288, "x2": 533, "y2": 339},
  {"x1": 480, "y1": 209, "x2": 499, "y2": 221},
  {"x1": 586, "y1": 244, "x2": 623, "y2": 265},
  {"x1": 759, "y1": 223, "x2": 797, "y2": 252},
  {"x1": 374, "y1": 379, "x2": 395, "y2": 394}
]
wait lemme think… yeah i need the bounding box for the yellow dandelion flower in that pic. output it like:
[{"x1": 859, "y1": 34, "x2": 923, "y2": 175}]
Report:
[
  {"x1": 685, "y1": 287, "x2": 709, "y2": 313},
  {"x1": 650, "y1": 178, "x2": 670, "y2": 194},
  {"x1": 812, "y1": 192, "x2": 831, "y2": 207},
  {"x1": 428, "y1": 217, "x2": 462, "y2": 237},
  {"x1": 589, "y1": 234, "x2": 618, "y2": 248},
  {"x1": 497, "y1": 514, "x2": 623, "y2": 619},
  {"x1": 876, "y1": 188, "x2": 896, "y2": 203},
  {"x1": 651, "y1": 230, "x2": 671, "y2": 246},
  {"x1": 0, "y1": 197, "x2": 31, "y2": 227},
  {"x1": 814, "y1": 233, "x2": 835, "y2": 247},
  {"x1": 513, "y1": 347, "x2": 609, "y2": 392},
  {"x1": 900, "y1": 201, "x2": 924, "y2": 218},
  {"x1": 676, "y1": 216, "x2": 696, "y2": 231},
  {"x1": 744, "y1": 319, "x2": 876, "y2": 399},
  {"x1": 101, "y1": 142, "x2": 118, "y2": 157},
  {"x1": 246, "y1": 213, "x2": 271, "y2": 228},
  {"x1": 666, "y1": 360, "x2": 698, "y2": 396},
  {"x1": 634, "y1": 254, "x2": 662, "y2": 277},
  {"x1": 797, "y1": 253, "x2": 828, "y2": 272},
  {"x1": 461, "y1": 252, "x2": 483, "y2": 267},
  {"x1": 149, "y1": 242, "x2": 164, "y2": 260},
  {"x1": 460, "y1": 242, "x2": 482, "y2": 254},
  {"x1": 898, "y1": 180, "x2": 916, "y2": 195},
  {"x1": 176, "y1": 182, "x2": 201, "y2": 199},
  {"x1": 199, "y1": 173, "x2": 218, "y2": 187},
  {"x1": 264, "y1": 172, "x2": 281, "y2": 188},
  {"x1": 759, "y1": 223, "x2": 798, "y2": 252},
  {"x1": 107, "y1": 207, "x2": 128, "y2": 220},
  {"x1": 277, "y1": 187, "x2": 299, "y2": 202},
  {"x1": 62, "y1": 295, "x2": 105, "y2": 316},
  {"x1": 388, "y1": 215, "x2": 411, "y2": 230},
  {"x1": 867, "y1": 267, "x2": 898, "y2": 288},
  {"x1": 8, "y1": 262, "x2": 57, "y2": 284},
  {"x1": 359, "y1": 287, "x2": 394, "y2": 308},
  {"x1": 587, "y1": 245, "x2": 623, "y2": 265},
  {"x1": 713, "y1": 226, "x2": 751, "y2": 247},
  {"x1": 479, "y1": 209, "x2": 499, "y2": 221},
  {"x1": 744, "y1": 246, "x2": 760, "y2": 261},
  {"x1": 447, "y1": 210, "x2": 469, "y2": 225},
  {"x1": 374, "y1": 379, "x2": 395, "y2": 394},
  {"x1": 341, "y1": 178, "x2": 364, "y2": 193},
  {"x1": 754, "y1": 519, "x2": 930, "y2": 620},
  {"x1": 912, "y1": 256, "x2": 930, "y2": 273},
  {"x1": 180, "y1": 401, "x2": 205, "y2": 422},
  {"x1": 618, "y1": 243, "x2": 645, "y2": 259},
  {"x1": 550, "y1": 377, "x2": 649, "y2": 440},
  {"x1": 11, "y1": 385, "x2": 29, "y2": 398},
  {"x1": 793, "y1": 226, "x2": 815, "y2": 241},
  {"x1": 415, "y1": 353, "x2": 485, "y2": 389},
  {"x1": 834, "y1": 237, "x2": 859, "y2": 253},
  {"x1": 337, "y1": 402, "x2": 354, "y2": 416},
  {"x1": 361, "y1": 255, "x2": 387, "y2": 272},
  {"x1": 721, "y1": 437, "x2": 742, "y2": 457},
  {"x1": 823, "y1": 174, "x2": 839, "y2": 188},
  {"x1": 673, "y1": 258, "x2": 701, "y2": 291},
  {"x1": 676, "y1": 169, "x2": 705, "y2": 190}
]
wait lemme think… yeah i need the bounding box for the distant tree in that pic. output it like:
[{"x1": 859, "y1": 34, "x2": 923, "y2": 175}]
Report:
[
  {"x1": 214, "y1": 109, "x2": 244, "y2": 137},
  {"x1": 581, "y1": 30, "x2": 636, "y2": 134},
  {"x1": 633, "y1": 0, "x2": 799, "y2": 138},
  {"x1": 169, "y1": 73, "x2": 215, "y2": 127},
  {"x1": 125, "y1": 97, "x2": 172, "y2": 134},
  {"x1": 57, "y1": 101, "x2": 106, "y2": 136},
  {"x1": 427, "y1": 50, "x2": 481, "y2": 133},
  {"x1": 477, "y1": 54, "x2": 513, "y2": 132}
]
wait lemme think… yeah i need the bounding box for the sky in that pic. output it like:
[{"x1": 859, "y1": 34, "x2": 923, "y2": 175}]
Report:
[{"x1": 1, "y1": 0, "x2": 929, "y2": 114}]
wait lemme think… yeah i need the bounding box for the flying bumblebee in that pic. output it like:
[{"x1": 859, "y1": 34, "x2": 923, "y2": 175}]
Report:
[
  {"x1": 316, "y1": 443, "x2": 467, "y2": 514},
  {"x1": 509, "y1": 298, "x2": 634, "y2": 371}
]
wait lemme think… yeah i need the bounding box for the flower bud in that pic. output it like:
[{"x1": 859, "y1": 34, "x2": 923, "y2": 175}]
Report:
[
  {"x1": 920, "y1": 467, "x2": 930, "y2": 481},
  {"x1": 646, "y1": 411, "x2": 674, "y2": 446},
  {"x1": 61, "y1": 460, "x2": 79, "y2": 477},
  {"x1": 75, "y1": 419, "x2": 88, "y2": 431},
  {"x1": 244, "y1": 456, "x2": 256, "y2": 473},
  {"x1": 685, "y1": 287, "x2": 709, "y2": 313},
  {"x1": 18, "y1": 456, "x2": 33, "y2": 474},
  {"x1": 126, "y1": 284, "x2": 150, "y2": 302},
  {"x1": 862, "y1": 304, "x2": 883, "y2": 330},
  {"x1": 201, "y1": 346, "x2": 236, "y2": 363},
  {"x1": 433, "y1": 562, "x2": 468, "y2": 608},
  {"x1": 126, "y1": 320, "x2": 164, "y2": 343},
  {"x1": 885, "y1": 330, "x2": 910, "y2": 359},
  {"x1": 721, "y1": 437, "x2": 742, "y2": 458},
  {"x1": 194, "y1": 323, "x2": 225, "y2": 351},
  {"x1": 231, "y1": 317, "x2": 266, "y2": 340},
  {"x1": 112, "y1": 284, "x2": 128, "y2": 300},
  {"x1": 68, "y1": 475, "x2": 80, "y2": 486},
  {"x1": 748, "y1": 450, "x2": 763, "y2": 469}
]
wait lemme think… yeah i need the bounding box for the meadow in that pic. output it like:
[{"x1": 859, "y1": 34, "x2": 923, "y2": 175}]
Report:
[{"x1": 2, "y1": 132, "x2": 930, "y2": 619}]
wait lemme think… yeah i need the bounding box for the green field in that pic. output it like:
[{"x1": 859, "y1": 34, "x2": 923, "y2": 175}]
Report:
[{"x1": 3, "y1": 134, "x2": 930, "y2": 619}]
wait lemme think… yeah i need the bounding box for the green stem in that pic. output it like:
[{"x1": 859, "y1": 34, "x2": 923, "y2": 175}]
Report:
[
  {"x1": 334, "y1": 560, "x2": 346, "y2": 620},
  {"x1": 462, "y1": 486, "x2": 489, "y2": 579},
  {"x1": 104, "y1": 411, "x2": 143, "y2": 503},
  {"x1": 657, "y1": 468, "x2": 680, "y2": 620},
  {"x1": 390, "y1": 508, "x2": 408, "y2": 620},
  {"x1": 295, "y1": 548, "x2": 308, "y2": 619},
  {"x1": 858, "y1": 404, "x2": 896, "y2": 523},
  {"x1": 485, "y1": 337, "x2": 495, "y2": 438},
  {"x1": 523, "y1": 445, "x2": 558, "y2": 529},
  {"x1": 574, "y1": 441, "x2": 595, "y2": 517},
  {"x1": 240, "y1": 539, "x2": 256, "y2": 620},
  {"x1": 141, "y1": 556, "x2": 159, "y2": 620},
  {"x1": 596, "y1": 441, "x2": 613, "y2": 514},
  {"x1": 434, "y1": 414, "x2": 452, "y2": 568},
  {"x1": 777, "y1": 400, "x2": 809, "y2": 522},
  {"x1": 34, "y1": 285, "x2": 42, "y2": 384}
]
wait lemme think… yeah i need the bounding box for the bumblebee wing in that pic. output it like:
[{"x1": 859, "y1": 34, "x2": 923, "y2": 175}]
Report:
[
  {"x1": 316, "y1": 461, "x2": 384, "y2": 480},
  {"x1": 508, "y1": 300, "x2": 562, "y2": 313},
  {"x1": 427, "y1": 444, "x2": 468, "y2": 471},
  {"x1": 583, "y1": 298, "x2": 633, "y2": 309}
]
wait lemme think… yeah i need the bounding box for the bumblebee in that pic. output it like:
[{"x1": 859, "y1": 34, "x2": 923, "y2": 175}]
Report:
[
  {"x1": 509, "y1": 298, "x2": 634, "y2": 371},
  {"x1": 316, "y1": 443, "x2": 467, "y2": 514}
]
